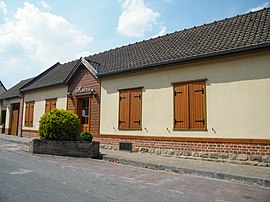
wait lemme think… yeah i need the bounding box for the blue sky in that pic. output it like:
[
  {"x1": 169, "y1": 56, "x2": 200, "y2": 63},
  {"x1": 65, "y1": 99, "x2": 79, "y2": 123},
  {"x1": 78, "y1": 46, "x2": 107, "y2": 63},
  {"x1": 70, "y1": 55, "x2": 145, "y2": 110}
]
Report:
[{"x1": 0, "y1": 0, "x2": 269, "y2": 89}]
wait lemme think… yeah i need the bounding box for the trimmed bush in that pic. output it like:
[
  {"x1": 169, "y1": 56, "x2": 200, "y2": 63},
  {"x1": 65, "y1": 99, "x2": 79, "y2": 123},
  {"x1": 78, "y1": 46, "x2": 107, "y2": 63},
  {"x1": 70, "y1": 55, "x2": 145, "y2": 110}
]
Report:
[
  {"x1": 39, "y1": 109, "x2": 80, "y2": 141},
  {"x1": 80, "y1": 131, "x2": 93, "y2": 142}
]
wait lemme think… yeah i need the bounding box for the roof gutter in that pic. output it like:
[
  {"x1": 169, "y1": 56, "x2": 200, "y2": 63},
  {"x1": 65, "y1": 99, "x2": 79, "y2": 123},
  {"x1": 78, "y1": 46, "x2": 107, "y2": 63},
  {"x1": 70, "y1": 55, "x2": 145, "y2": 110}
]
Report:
[
  {"x1": 97, "y1": 42, "x2": 270, "y2": 77},
  {"x1": 0, "y1": 95, "x2": 20, "y2": 100}
]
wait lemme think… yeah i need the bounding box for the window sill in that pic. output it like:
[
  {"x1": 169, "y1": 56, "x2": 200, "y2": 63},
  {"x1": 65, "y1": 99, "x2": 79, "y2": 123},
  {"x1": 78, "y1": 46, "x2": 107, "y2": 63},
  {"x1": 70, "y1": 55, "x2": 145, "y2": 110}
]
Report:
[
  {"x1": 118, "y1": 128, "x2": 142, "y2": 131},
  {"x1": 24, "y1": 125, "x2": 33, "y2": 127},
  {"x1": 173, "y1": 128, "x2": 207, "y2": 131}
]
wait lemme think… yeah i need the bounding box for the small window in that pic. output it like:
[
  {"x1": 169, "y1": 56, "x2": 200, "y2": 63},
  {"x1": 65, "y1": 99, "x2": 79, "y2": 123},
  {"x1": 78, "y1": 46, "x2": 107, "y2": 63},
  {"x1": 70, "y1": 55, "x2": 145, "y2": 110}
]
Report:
[
  {"x1": 45, "y1": 98, "x2": 57, "y2": 113},
  {"x1": 119, "y1": 88, "x2": 142, "y2": 130},
  {"x1": 174, "y1": 80, "x2": 206, "y2": 130},
  {"x1": 25, "y1": 101, "x2": 35, "y2": 127}
]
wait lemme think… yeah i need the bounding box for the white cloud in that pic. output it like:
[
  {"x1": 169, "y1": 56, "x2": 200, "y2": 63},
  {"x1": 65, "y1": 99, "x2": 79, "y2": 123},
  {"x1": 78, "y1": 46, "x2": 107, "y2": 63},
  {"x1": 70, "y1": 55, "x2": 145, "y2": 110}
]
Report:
[
  {"x1": 117, "y1": 0, "x2": 160, "y2": 38},
  {"x1": 0, "y1": 1, "x2": 7, "y2": 15},
  {"x1": 151, "y1": 26, "x2": 166, "y2": 38},
  {"x1": 247, "y1": 2, "x2": 270, "y2": 12},
  {"x1": 0, "y1": 1, "x2": 93, "y2": 88},
  {"x1": 37, "y1": 0, "x2": 51, "y2": 11}
]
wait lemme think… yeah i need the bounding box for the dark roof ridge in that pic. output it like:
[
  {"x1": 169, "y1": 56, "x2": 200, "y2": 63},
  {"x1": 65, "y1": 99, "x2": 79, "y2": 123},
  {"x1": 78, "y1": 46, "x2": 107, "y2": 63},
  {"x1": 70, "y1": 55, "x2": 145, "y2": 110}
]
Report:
[
  {"x1": 18, "y1": 77, "x2": 38, "y2": 90},
  {"x1": 20, "y1": 62, "x2": 60, "y2": 91},
  {"x1": 90, "y1": 7, "x2": 270, "y2": 57},
  {"x1": 19, "y1": 58, "x2": 98, "y2": 92},
  {"x1": 0, "y1": 77, "x2": 34, "y2": 100},
  {"x1": 184, "y1": 7, "x2": 270, "y2": 30},
  {"x1": 63, "y1": 58, "x2": 84, "y2": 83},
  {"x1": 0, "y1": 81, "x2": 7, "y2": 91},
  {"x1": 59, "y1": 58, "x2": 79, "y2": 66}
]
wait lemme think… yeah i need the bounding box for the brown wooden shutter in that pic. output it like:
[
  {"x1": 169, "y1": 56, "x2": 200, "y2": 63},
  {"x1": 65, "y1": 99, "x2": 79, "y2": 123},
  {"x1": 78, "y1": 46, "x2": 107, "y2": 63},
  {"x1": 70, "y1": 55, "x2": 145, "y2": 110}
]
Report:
[
  {"x1": 46, "y1": 99, "x2": 57, "y2": 113},
  {"x1": 51, "y1": 99, "x2": 56, "y2": 110},
  {"x1": 129, "y1": 89, "x2": 142, "y2": 129},
  {"x1": 189, "y1": 82, "x2": 205, "y2": 129},
  {"x1": 29, "y1": 102, "x2": 34, "y2": 126},
  {"x1": 174, "y1": 84, "x2": 189, "y2": 129},
  {"x1": 119, "y1": 91, "x2": 130, "y2": 129},
  {"x1": 45, "y1": 101, "x2": 50, "y2": 113},
  {"x1": 25, "y1": 103, "x2": 29, "y2": 126}
]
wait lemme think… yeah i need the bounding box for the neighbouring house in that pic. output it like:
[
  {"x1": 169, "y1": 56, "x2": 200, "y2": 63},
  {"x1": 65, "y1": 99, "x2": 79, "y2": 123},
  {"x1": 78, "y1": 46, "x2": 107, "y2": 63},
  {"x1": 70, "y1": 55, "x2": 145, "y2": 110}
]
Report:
[
  {"x1": 19, "y1": 58, "x2": 100, "y2": 137},
  {"x1": 0, "y1": 78, "x2": 33, "y2": 135},
  {"x1": 88, "y1": 8, "x2": 269, "y2": 164},
  {"x1": 0, "y1": 81, "x2": 7, "y2": 133},
  {"x1": 1, "y1": 8, "x2": 269, "y2": 165}
]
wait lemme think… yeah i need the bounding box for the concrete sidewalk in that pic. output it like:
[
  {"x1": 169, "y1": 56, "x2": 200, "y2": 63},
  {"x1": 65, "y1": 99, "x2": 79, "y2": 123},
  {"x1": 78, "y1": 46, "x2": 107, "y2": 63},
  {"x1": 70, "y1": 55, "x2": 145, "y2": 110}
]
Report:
[
  {"x1": 1, "y1": 134, "x2": 269, "y2": 188},
  {"x1": 0, "y1": 134, "x2": 34, "y2": 145}
]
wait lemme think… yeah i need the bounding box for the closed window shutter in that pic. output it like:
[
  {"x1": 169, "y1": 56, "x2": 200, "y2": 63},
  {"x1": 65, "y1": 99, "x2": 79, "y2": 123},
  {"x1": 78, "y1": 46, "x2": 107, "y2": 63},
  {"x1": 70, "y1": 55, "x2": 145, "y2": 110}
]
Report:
[
  {"x1": 45, "y1": 101, "x2": 50, "y2": 113},
  {"x1": 189, "y1": 83, "x2": 205, "y2": 129},
  {"x1": 119, "y1": 91, "x2": 130, "y2": 129},
  {"x1": 45, "y1": 99, "x2": 57, "y2": 113},
  {"x1": 51, "y1": 99, "x2": 56, "y2": 109},
  {"x1": 29, "y1": 102, "x2": 34, "y2": 126},
  {"x1": 129, "y1": 89, "x2": 142, "y2": 129},
  {"x1": 174, "y1": 84, "x2": 189, "y2": 129},
  {"x1": 25, "y1": 103, "x2": 29, "y2": 126}
]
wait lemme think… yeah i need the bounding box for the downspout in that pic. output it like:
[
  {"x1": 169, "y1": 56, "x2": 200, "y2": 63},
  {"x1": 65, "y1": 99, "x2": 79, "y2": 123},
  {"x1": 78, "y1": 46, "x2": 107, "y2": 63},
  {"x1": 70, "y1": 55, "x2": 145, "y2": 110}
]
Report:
[{"x1": 18, "y1": 93, "x2": 24, "y2": 137}]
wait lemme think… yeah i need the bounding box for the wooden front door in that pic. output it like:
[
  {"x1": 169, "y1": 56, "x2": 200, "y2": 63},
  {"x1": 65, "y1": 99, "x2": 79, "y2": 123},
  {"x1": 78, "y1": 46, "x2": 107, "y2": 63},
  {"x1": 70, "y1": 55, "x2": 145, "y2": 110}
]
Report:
[
  {"x1": 77, "y1": 97, "x2": 90, "y2": 132},
  {"x1": 11, "y1": 104, "x2": 19, "y2": 135}
]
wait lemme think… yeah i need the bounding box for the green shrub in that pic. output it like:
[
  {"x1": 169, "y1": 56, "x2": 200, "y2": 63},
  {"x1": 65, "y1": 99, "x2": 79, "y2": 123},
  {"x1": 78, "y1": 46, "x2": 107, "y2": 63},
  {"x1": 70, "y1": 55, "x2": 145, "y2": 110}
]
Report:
[
  {"x1": 39, "y1": 109, "x2": 80, "y2": 141},
  {"x1": 80, "y1": 131, "x2": 93, "y2": 142}
]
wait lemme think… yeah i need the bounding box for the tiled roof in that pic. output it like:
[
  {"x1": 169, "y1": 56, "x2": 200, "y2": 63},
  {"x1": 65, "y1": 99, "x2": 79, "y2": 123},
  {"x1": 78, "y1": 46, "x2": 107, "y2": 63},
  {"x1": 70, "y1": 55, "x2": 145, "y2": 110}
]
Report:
[
  {"x1": 0, "y1": 81, "x2": 7, "y2": 91},
  {"x1": 20, "y1": 60, "x2": 79, "y2": 92},
  {"x1": 86, "y1": 8, "x2": 270, "y2": 76},
  {"x1": 18, "y1": 8, "x2": 270, "y2": 92},
  {"x1": 0, "y1": 78, "x2": 33, "y2": 100}
]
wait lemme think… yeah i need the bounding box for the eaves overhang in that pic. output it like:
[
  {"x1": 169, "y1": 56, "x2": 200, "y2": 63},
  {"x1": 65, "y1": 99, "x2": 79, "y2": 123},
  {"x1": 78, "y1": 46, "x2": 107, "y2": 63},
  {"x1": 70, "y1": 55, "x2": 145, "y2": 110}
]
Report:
[
  {"x1": 19, "y1": 81, "x2": 66, "y2": 93},
  {"x1": 0, "y1": 95, "x2": 19, "y2": 101}
]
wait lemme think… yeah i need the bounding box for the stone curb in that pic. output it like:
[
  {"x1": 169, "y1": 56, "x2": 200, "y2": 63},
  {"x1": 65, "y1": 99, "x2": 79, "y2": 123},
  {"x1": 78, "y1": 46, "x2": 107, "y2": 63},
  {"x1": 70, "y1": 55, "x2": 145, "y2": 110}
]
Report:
[
  {"x1": 0, "y1": 136, "x2": 30, "y2": 146},
  {"x1": 103, "y1": 156, "x2": 270, "y2": 188}
]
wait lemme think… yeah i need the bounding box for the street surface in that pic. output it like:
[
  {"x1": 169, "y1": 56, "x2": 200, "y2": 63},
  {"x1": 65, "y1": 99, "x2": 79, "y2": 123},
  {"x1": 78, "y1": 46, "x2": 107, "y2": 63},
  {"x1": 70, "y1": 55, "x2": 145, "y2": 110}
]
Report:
[{"x1": 0, "y1": 140, "x2": 269, "y2": 202}]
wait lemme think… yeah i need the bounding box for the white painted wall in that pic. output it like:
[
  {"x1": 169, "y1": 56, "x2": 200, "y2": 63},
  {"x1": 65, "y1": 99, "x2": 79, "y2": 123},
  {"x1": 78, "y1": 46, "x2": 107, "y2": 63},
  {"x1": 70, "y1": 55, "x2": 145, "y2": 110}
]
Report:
[
  {"x1": 23, "y1": 85, "x2": 68, "y2": 130},
  {"x1": 100, "y1": 50, "x2": 270, "y2": 139}
]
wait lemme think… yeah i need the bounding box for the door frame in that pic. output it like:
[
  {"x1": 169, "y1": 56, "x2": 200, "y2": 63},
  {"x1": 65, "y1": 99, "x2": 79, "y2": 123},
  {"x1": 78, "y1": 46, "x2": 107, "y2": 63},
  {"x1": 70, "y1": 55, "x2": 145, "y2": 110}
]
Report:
[
  {"x1": 75, "y1": 95, "x2": 91, "y2": 132},
  {"x1": 10, "y1": 103, "x2": 20, "y2": 135}
]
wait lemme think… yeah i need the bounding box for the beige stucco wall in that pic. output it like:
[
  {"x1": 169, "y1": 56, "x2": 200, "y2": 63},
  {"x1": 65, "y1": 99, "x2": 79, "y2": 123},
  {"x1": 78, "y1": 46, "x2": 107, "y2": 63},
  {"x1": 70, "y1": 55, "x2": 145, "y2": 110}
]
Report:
[
  {"x1": 3, "y1": 97, "x2": 20, "y2": 130},
  {"x1": 100, "y1": 50, "x2": 270, "y2": 139},
  {"x1": 23, "y1": 85, "x2": 68, "y2": 131}
]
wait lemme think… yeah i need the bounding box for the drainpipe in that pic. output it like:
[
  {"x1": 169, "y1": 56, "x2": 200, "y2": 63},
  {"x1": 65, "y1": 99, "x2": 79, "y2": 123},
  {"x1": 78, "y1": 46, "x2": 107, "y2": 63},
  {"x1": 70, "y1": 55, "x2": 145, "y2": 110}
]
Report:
[{"x1": 18, "y1": 93, "x2": 24, "y2": 137}]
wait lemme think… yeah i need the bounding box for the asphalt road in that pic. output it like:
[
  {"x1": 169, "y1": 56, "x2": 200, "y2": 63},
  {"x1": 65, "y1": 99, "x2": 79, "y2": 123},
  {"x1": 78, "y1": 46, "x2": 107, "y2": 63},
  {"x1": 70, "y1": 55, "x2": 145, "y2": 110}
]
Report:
[{"x1": 0, "y1": 141, "x2": 269, "y2": 202}]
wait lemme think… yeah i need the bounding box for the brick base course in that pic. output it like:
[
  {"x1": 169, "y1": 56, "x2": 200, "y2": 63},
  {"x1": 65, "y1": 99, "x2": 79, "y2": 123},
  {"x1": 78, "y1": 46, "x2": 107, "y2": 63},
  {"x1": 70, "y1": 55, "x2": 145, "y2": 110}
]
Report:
[
  {"x1": 22, "y1": 130, "x2": 39, "y2": 138},
  {"x1": 94, "y1": 137, "x2": 270, "y2": 166}
]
